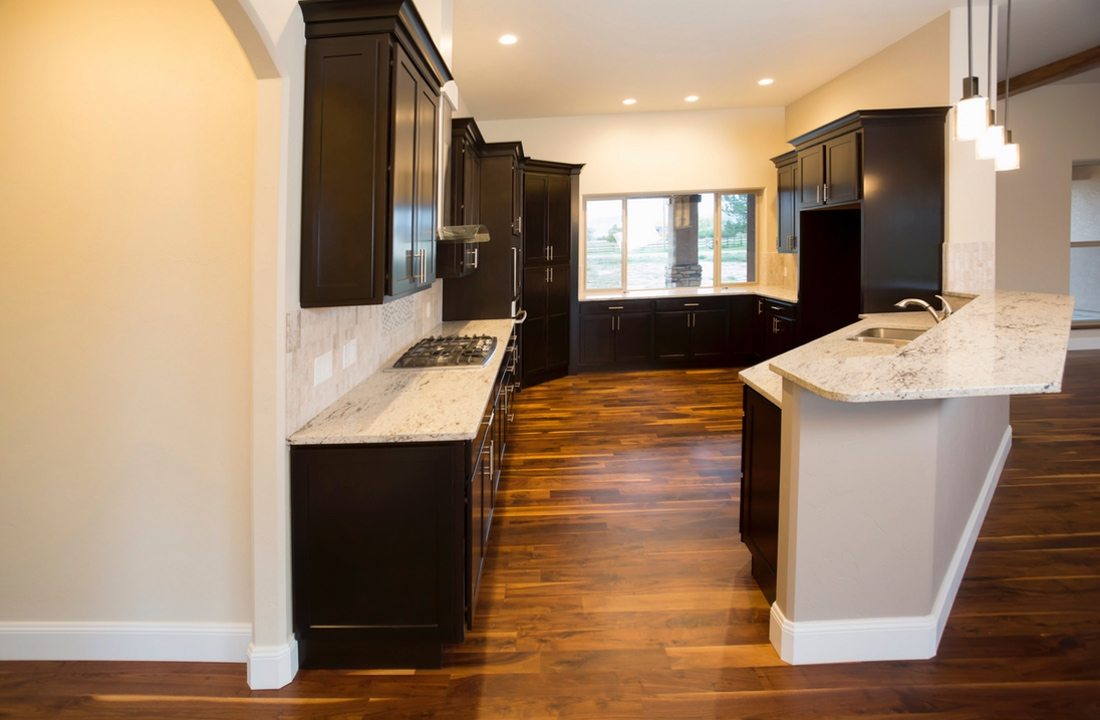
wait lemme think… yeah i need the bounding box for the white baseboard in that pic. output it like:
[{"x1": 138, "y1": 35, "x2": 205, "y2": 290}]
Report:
[
  {"x1": 1068, "y1": 331, "x2": 1100, "y2": 351},
  {"x1": 771, "y1": 425, "x2": 1012, "y2": 664},
  {"x1": 247, "y1": 638, "x2": 299, "y2": 689},
  {"x1": 0, "y1": 621, "x2": 251, "y2": 663}
]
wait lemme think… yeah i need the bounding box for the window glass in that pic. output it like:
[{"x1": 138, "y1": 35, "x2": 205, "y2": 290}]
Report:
[
  {"x1": 584, "y1": 199, "x2": 623, "y2": 290},
  {"x1": 626, "y1": 197, "x2": 670, "y2": 291},
  {"x1": 584, "y1": 190, "x2": 758, "y2": 292},
  {"x1": 720, "y1": 193, "x2": 755, "y2": 284}
]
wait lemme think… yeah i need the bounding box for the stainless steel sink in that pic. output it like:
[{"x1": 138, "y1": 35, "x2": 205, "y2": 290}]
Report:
[{"x1": 847, "y1": 326, "x2": 925, "y2": 346}]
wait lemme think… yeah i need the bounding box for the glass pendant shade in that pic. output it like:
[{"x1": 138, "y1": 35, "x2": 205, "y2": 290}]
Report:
[
  {"x1": 955, "y1": 94, "x2": 988, "y2": 141},
  {"x1": 976, "y1": 123, "x2": 1005, "y2": 159},
  {"x1": 995, "y1": 131, "x2": 1020, "y2": 171}
]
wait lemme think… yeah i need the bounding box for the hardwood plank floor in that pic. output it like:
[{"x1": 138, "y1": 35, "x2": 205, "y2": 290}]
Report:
[{"x1": 2, "y1": 353, "x2": 1099, "y2": 719}]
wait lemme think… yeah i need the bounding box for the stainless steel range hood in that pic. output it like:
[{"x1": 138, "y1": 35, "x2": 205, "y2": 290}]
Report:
[{"x1": 438, "y1": 224, "x2": 491, "y2": 243}]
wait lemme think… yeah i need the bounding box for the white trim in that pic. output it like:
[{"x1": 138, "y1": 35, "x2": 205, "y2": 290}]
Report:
[
  {"x1": 0, "y1": 622, "x2": 251, "y2": 663},
  {"x1": 247, "y1": 638, "x2": 299, "y2": 690},
  {"x1": 770, "y1": 425, "x2": 1012, "y2": 664},
  {"x1": 1068, "y1": 329, "x2": 1100, "y2": 351}
]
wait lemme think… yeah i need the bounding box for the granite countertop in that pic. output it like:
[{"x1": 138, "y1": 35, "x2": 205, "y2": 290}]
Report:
[
  {"x1": 582, "y1": 283, "x2": 798, "y2": 304},
  {"x1": 288, "y1": 319, "x2": 514, "y2": 445},
  {"x1": 768, "y1": 290, "x2": 1073, "y2": 403}
]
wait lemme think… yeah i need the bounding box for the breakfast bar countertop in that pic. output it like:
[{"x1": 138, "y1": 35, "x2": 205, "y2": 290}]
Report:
[
  {"x1": 768, "y1": 290, "x2": 1074, "y2": 403},
  {"x1": 288, "y1": 319, "x2": 515, "y2": 446}
]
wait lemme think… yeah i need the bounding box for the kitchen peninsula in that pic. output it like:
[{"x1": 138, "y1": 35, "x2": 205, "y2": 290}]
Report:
[{"x1": 740, "y1": 290, "x2": 1074, "y2": 665}]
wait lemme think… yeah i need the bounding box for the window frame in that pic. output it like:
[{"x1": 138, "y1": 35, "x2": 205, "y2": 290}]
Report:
[{"x1": 581, "y1": 188, "x2": 762, "y2": 295}]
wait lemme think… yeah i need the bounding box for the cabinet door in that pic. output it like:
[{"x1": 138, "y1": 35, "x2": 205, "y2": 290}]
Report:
[
  {"x1": 764, "y1": 311, "x2": 798, "y2": 358},
  {"x1": 777, "y1": 162, "x2": 798, "y2": 253},
  {"x1": 546, "y1": 265, "x2": 570, "y2": 370},
  {"x1": 389, "y1": 46, "x2": 419, "y2": 298},
  {"x1": 523, "y1": 173, "x2": 548, "y2": 263},
  {"x1": 824, "y1": 133, "x2": 860, "y2": 205},
  {"x1": 798, "y1": 145, "x2": 824, "y2": 209},
  {"x1": 752, "y1": 298, "x2": 768, "y2": 361},
  {"x1": 580, "y1": 314, "x2": 614, "y2": 367},
  {"x1": 301, "y1": 35, "x2": 390, "y2": 307},
  {"x1": 690, "y1": 309, "x2": 728, "y2": 360},
  {"x1": 547, "y1": 173, "x2": 571, "y2": 263},
  {"x1": 415, "y1": 84, "x2": 438, "y2": 288},
  {"x1": 654, "y1": 311, "x2": 691, "y2": 360},
  {"x1": 522, "y1": 266, "x2": 548, "y2": 377},
  {"x1": 468, "y1": 448, "x2": 485, "y2": 627},
  {"x1": 615, "y1": 311, "x2": 653, "y2": 363},
  {"x1": 741, "y1": 386, "x2": 781, "y2": 604},
  {"x1": 728, "y1": 295, "x2": 756, "y2": 364}
]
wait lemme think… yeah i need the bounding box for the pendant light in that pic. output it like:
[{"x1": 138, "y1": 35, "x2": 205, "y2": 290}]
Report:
[
  {"x1": 996, "y1": 0, "x2": 1020, "y2": 171},
  {"x1": 956, "y1": 0, "x2": 989, "y2": 140},
  {"x1": 976, "y1": 1, "x2": 1005, "y2": 159}
]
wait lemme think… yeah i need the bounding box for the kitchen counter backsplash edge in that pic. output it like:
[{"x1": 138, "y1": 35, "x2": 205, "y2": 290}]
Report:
[{"x1": 288, "y1": 318, "x2": 515, "y2": 446}]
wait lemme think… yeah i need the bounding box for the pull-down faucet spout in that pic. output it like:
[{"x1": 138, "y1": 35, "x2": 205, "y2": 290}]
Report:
[{"x1": 895, "y1": 295, "x2": 953, "y2": 323}]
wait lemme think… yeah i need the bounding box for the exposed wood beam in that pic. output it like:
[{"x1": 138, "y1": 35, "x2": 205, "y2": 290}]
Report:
[{"x1": 998, "y1": 45, "x2": 1100, "y2": 98}]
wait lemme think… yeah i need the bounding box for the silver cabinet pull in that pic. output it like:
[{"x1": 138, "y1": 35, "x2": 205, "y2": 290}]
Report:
[
  {"x1": 514, "y1": 309, "x2": 527, "y2": 325},
  {"x1": 684, "y1": 302, "x2": 700, "y2": 307},
  {"x1": 816, "y1": 184, "x2": 821, "y2": 204},
  {"x1": 488, "y1": 439, "x2": 494, "y2": 481},
  {"x1": 608, "y1": 305, "x2": 623, "y2": 310},
  {"x1": 823, "y1": 183, "x2": 829, "y2": 203},
  {"x1": 756, "y1": 299, "x2": 763, "y2": 315},
  {"x1": 545, "y1": 267, "x2": 550, "y2": 283},
  {"x1": 512, "y1": 247, "x2": 519, "y2": 296},
  {"x1": 550, "y1": 267, "x2": 554, "y2": 283},
  {"x1": 482, "y1": 408, "x2": 496, "y2": 427},
  {"x1": 549, "y1": 245, "x2": 554, "y2": 261}
]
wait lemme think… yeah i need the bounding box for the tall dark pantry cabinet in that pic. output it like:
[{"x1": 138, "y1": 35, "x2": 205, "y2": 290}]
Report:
[{"x1": 521, "y1": 160, "x2": 582, "y2": 388}]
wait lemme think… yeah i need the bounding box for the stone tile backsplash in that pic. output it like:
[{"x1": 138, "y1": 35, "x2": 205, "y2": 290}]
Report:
[{"x1": 287, "y1": 282, "x2": 442, "y2": 433}]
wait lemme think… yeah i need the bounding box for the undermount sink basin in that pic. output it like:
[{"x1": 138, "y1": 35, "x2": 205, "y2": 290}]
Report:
[{"x1": 847, "y1": 326, "x2": 925, "y2": 346}]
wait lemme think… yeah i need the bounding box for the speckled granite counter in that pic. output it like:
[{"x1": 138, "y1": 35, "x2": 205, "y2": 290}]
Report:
[
  {"x1": 582, "y1": 283, "x2": 797, "y2": 305},
  {"x1": 768, "y1": 290, "x2": 1072, "y2": 403},
  {"x1": 288, "y1": 319, "x2": 514, "y2": 445}
]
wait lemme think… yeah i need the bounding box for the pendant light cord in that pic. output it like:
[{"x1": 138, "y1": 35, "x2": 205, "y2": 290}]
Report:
[
  {"x1": 987, "y1": 0, "x2": 994, "y2": 118},
  {"x1": 967, "y1": 0, "x2": 974, "y2": 78},
  {"x1": 1004, "y1": 0, "x2": 1012, "y2": 127}
]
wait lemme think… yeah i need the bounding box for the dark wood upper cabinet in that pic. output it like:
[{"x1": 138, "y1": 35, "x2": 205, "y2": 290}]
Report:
[
  {"x1": 774, "y1": 151, "x2": 798, "y2": 254},
  {"x1": 437, "y1": 118, "x2": 483, "y2": 280},
  {"x1": 442, "y1": 139, "x2": 525, "y2": 320},
  {"x1": 299, "y1": 0, "x2": 452, "y2": 308},
  {"x1": 786, "y1": 107, "x2": 949, "y2": 338},
  {"x1": 798, "y1": 132, "x2": 861, "y2": 209}
]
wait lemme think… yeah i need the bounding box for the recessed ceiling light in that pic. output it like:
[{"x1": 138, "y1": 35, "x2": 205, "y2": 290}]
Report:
[
  {"x1": 684, "y1": 95, "x2": 700, "y2": 103},
  {"x1": 498, "y1": 34, "x2": 518, "y2": 45},
  {"x1": 758, "y1": 78, "x2": 775, "y2": 86},
  {"x1": 622, "y1": 98, "x2": 637, "y2": 106}
]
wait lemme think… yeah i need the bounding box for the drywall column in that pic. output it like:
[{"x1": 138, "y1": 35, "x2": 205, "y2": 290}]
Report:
[{"x1": 772, "y1": 381, "x2": 1011, "y2": 664}]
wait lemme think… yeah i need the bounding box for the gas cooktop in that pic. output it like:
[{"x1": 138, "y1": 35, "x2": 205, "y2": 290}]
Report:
[{"x1": 392, "y1": 334, "x2": 498, "y2": 369}]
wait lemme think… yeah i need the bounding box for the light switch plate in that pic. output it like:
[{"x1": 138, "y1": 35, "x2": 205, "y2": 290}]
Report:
[
  {"x1": 314, "y1": 351, "x2": 333, "y2": 386},
  {"x1": 342, "y1": 339, "x2": 358, "y2": 369}
]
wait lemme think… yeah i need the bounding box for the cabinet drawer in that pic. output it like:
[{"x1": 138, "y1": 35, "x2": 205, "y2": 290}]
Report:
[
  {"x1": 654, "y1": 297, "x2": 726, "y2": 312},
  {"x1": 581, "y1": 299, "x2": 653, "y2": 315},
  {"x1": 762, "y1": 299, "x2": 797, "y2": 320}
]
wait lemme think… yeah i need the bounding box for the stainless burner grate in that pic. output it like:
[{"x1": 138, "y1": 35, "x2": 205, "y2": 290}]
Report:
[{"x1": 392, "y1": 334, "x2": 498, "y2": 369}]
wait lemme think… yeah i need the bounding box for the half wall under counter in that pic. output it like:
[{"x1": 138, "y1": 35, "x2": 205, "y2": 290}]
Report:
[{"x1": 738, "y1": 291, "x2": 1074, "y2": 665}]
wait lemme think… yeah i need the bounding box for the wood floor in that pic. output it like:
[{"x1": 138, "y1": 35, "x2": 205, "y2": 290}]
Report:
[{"x1": 3, "y1": 352, "x2": 1099, "y2": 718}]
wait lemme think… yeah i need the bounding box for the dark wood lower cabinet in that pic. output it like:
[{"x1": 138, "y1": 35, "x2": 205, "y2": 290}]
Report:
[
  {"x1": 291, "y1": 332, "x2": 517, "y2": 668},
  {"x1": 740, "y1": 385, "x2": 782, "y2": 604},
  {"x1": 579, "y1": 294, "x2": 797, "y2": 370}
]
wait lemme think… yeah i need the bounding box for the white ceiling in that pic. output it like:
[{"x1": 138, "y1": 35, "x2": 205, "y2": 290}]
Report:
[{"x1": 452, "y1": 0, "x2": 1100, "y2": 121}]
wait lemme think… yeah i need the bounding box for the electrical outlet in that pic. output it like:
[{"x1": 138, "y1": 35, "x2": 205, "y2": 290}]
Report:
[
  {"x1": 342, "y1": 339, "x2": 358, "y2": 369},
  {"x1": 314, "y1": 351, "x2": 333, "y2": 386}
]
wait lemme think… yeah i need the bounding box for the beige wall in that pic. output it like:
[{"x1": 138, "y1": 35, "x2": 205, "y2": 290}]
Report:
[
  {"x1": 0, "y1": 0, "x2": 255, "y2": 623},
  {"x1": 997, "y1": 81, "x2": 1100, "y2": 294},
  {"x1": 784, "y1": 14, "x2": 950, "y2": 140},
  {"x1": 477, "y1": 107, "x2": 797, "y2": 290}
]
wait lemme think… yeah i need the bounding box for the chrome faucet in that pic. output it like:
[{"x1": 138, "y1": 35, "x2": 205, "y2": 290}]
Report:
[{"x1": 895, "y1": 295, "x2": 953, "y2": 323}]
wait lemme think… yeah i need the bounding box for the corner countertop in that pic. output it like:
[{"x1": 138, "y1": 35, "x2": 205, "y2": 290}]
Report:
[
  {"x1": 288, "y1": 319, "x2": 514, "y2": 446},
  {"x1": 581, "y1": 283, "x2": 798, "y2": 305},
  {"x1": 769, "y1": 290, "x2": 1073, "y2": 403}
]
